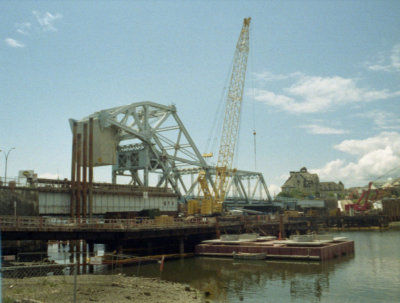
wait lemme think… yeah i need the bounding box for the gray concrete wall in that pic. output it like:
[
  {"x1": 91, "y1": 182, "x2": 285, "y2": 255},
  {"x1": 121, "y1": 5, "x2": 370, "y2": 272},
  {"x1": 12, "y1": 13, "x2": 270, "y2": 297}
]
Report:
[{"x1": 0, "y1": 188, "x2": 39, "y2": 216}]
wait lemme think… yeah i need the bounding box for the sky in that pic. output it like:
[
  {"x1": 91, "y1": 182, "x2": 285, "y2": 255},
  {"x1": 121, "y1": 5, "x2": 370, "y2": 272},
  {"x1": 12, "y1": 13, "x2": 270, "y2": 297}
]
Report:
[{"x1": 1, "y1": 0, "x2": 400, "y2": 196}]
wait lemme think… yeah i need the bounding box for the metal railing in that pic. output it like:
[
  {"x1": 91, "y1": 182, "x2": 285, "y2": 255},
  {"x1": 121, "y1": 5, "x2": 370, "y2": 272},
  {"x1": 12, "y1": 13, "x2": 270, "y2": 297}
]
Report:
[
  {"x1": 0, "y1": 215, "x2": 216, "y2": 231},
  {"x1": 0, "y1": 215, "x2": 279, "y2": 232}
]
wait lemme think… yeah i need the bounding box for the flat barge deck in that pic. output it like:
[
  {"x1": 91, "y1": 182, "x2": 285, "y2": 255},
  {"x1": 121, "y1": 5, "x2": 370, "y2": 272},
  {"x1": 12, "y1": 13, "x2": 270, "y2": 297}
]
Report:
[{"x1": 195, "y1": 234, "x2": 354, "y2": 261}]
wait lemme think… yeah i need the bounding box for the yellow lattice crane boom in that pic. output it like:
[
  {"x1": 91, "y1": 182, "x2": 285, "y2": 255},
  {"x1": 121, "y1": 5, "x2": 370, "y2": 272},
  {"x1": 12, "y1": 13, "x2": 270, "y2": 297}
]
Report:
[{"x1": 199, "y1": 17, "x2": 251, "y2": 215}]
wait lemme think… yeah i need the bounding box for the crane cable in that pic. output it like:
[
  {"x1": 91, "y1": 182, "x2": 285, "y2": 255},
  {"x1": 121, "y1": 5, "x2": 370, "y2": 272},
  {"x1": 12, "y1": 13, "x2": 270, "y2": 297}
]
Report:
[
  {"x1": 372, "y1": 166, "x2": 400, "y2": 185},
  {"x1": 249, "y1": 24, "x2": 257, "y2": 172},
  {"x1": 204, "y1": 55, "x2": 235, "y2": 165}
]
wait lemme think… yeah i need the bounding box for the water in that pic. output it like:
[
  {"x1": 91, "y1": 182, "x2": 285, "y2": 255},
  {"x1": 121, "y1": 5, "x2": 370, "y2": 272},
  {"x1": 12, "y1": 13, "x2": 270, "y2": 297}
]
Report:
[{"x1": 122, "y1": 230, "x2": 400, "y2": 302}]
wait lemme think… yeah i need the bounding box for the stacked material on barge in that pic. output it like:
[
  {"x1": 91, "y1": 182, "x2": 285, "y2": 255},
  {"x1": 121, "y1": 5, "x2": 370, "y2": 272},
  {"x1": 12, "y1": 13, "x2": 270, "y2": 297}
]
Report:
[{"x1": 195, "y1": 233, "x2": 354, "y2": 261}]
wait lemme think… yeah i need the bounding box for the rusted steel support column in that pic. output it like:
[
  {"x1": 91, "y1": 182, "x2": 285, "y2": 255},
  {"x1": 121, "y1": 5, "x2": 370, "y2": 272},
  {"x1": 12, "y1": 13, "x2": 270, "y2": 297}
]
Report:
[
  {"x1": 69, "y1": 240, "x2": 75, "y2": 275},
  {"x1": 70, "y1": 122, "x2": 78, "y2": 217},
  {"x1": 112, "y1": 170, "x2": 117, "y2": 184},
  {"x1": 89, "y1": 118, "x2": 94, "y2": 219},
  {"x1": 88, "y1": 241, "x2": 94, "y2": 274},
  {"x1": 215, "y1": 216, "x2": 220, "y2": 239},
  {"x1": 76, "y1": 240, "x2": 81, "y2": 275},
  {"x1": 179, "y1": 238, "x2": 185, "y2": 256},
  {"x1": 76, "y1": 134, "x2": 82, "y2": 220},
  {"x1": 82, "y1": 240, "x2": 87, "y2": 274},
  {"x1": 82, "y1": 123, "x2": 88, "y2": 220},
  {"x1": 279, "y1": 214, "x2": 286, "y2": 239}
]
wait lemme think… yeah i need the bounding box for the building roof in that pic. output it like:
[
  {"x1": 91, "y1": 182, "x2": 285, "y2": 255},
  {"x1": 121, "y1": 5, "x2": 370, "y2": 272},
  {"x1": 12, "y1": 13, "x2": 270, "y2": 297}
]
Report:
[
  {"x1": 320, "y1": 181, "x2": 344, "y2": 191},
  {"x1": 282, "y1": 167, "x2": 319, "y2": 189}
]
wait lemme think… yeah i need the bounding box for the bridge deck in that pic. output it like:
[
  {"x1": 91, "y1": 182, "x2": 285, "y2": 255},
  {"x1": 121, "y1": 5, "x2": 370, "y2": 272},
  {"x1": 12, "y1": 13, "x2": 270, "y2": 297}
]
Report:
[
  {"x1": 0, "y1": 215, "x2": 312, "y2": 243},
  {"x1": 0, "y1": 216, "x2": 242, "y2": 242}
]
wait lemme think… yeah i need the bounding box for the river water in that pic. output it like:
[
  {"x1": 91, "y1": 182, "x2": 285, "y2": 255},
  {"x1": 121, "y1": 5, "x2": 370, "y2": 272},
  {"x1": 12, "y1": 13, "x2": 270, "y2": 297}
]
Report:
[{"x1": 121, "y1": 230, "x2": 400, "y2": 303}]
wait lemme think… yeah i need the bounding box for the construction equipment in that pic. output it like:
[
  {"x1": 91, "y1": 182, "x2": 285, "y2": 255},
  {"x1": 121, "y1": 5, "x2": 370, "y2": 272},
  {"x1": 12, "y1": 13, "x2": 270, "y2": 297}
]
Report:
[
  {"x1": 356, "y1": 181, "x2": 373, "y2": 210},
  {"x1": 198, "y1": 17, "x2": 251, "y2": 215},
  {"x1": 346, "y1": 181, "x2": 373, "y2": 213}
]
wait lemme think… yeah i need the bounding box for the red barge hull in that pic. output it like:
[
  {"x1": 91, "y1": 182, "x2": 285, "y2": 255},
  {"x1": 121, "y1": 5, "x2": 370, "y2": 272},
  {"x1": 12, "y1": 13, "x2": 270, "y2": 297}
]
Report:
[{"x1": 195, "y1": 239, "x2": 354, "y2": 261}]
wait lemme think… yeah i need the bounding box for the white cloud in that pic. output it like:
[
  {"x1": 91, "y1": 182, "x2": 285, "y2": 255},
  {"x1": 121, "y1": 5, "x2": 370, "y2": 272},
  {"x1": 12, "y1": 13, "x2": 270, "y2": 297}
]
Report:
[
  {"x1": 38, "y1": 172, "x2": 64, "y2": 179},
  {"x1": 300, "y1": 124, "x2": 349, "y2": 135},
  {"x1": 367, "y1": 43, "x2": 400, "y2": 72},
  {"x1": 253, "y1": 74, "x2": 397, "y2": 113},
  {"x1": 334, "y1": 131, "x2": 400, "y2": 156},
  {"x1": 311, "y1": 132, "x2": 400, "y2": 186},
  {"x1": 356, "y1": 110, "x2": 400, "y2": 130},
  {"x1": 311, "y1": 159, "x2": 346, "y2": 179},
  {"x1": 268, "y1": 183, "x2": 282, "y2": 196},
  {"x1": 253, "y1": 71, "x2": 302, "y2": 82},
  {"x1": 6, "y1": 12, "x2": 62, "y2": 48},
  {"x1": 253, "y1": 89, "x2": 301, "y2": 111},
  {"x1": 32, "y1": 11, "x2": 63, "y2": 32},
  {"x1": 16, "y1": 22, "x2": 31, "y2": 35},
  {"x1": 4, "y1": 38, "x2": 25, "y2": 48},
  {"x1": 390, "y1": 44, "x2": 400, "y2": 70}
]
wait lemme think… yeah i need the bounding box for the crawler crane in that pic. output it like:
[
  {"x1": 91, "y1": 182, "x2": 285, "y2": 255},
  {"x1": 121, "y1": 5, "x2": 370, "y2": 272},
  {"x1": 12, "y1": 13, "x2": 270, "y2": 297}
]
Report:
[{"x1": 198, "y1": 17, "x2": 251, "y2": 215}]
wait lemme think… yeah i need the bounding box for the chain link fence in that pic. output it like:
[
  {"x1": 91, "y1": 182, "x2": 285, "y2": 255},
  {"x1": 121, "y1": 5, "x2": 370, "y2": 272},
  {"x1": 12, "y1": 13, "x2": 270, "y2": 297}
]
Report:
[
  {"x1": 1, "y1": 263, "x2": 78, "y2": 303},
  {"x1": 0, "y1": 253, "x2": 144, "y2": 303}
]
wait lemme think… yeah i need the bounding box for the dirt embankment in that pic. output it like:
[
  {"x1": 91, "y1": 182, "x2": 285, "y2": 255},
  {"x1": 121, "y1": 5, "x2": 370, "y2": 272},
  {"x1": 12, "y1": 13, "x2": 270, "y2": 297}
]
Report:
[{"x1": 3, "y1": 275, "x2": 207, "y2": 303}]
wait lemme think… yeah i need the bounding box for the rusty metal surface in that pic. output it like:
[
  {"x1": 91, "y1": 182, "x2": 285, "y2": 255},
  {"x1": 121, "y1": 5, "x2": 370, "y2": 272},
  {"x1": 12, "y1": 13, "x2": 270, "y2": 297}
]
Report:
[
  {"x1": 70, "y1": 122, "x2": 77, "y2": 217},
  {"x1": 0, "y1": 215, "x2": 239, "y2": 242},
  {"x1": 0, "y1": 214, "x2": 314, "y2": 245},
  {"x1": 82, "y1": 123, "x2": 88, "y2": 219},
  {"x1": 89, "y1": 117, "x2": 94, "y2": 218},
  {"x1": 0, "y1": 215, "x2": 238, "y2": 232},
  {"x1": 76, "y1": 133, "x2": 82, "y2": 218},
  {"x1": 195, "y1": 239, "x2": 354, "y2": 261},
  {"x1": 34, "y1": 178, "x2": 176, "y2": 196}
]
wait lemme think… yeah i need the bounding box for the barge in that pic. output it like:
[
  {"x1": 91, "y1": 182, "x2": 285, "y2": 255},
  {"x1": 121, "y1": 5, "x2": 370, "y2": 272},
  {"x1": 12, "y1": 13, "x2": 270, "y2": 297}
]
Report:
[
  {"x1": 195, "y1": 233, "x2": 354, "y2": 261},
  {"x1": 233, "y1": 252, "x2": 267, "y2": 260}
]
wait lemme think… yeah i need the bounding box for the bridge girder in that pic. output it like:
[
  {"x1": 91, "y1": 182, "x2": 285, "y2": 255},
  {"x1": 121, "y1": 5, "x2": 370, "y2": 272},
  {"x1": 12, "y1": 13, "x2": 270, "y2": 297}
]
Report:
[{"x1": 72, "y1": 101, "x2": 271, "y2": 203}]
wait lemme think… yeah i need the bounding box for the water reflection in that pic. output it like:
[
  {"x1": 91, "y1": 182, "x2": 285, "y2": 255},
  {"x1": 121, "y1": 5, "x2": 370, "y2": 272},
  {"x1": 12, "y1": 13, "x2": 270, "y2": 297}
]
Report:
[
  {"x1": 125, "y1": 255, "x2": 353, "y2": 302},
  {"x1": 44, "y1": 231, "x2": 400, "y2": 302}
]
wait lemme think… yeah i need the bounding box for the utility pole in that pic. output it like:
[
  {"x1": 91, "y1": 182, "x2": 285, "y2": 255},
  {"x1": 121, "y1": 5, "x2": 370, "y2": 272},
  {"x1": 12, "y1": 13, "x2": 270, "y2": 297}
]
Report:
[{"x1": 4, "y1": 147, "x2": 15, "y2": 185}]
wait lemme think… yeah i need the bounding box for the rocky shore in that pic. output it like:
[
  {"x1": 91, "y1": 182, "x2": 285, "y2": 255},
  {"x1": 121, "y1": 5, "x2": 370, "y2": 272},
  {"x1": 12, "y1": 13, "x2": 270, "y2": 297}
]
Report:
[{"x1": 3, "y1": 274, "x2": 205, "y2": 303}]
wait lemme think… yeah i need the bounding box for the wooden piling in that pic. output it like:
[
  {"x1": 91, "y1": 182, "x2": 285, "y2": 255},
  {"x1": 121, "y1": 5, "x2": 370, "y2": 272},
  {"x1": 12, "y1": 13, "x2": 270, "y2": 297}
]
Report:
[
  {"x1": 70, "y1": 122, "x2": 78, "y2": 217},
  {"x1": 89, "y1": 118, "x2": 94, "y2": 219},
  {"x1": 76, "y1": 134, "x2": 82, "y2": 220},
  {"x1": 82, "y1": 123, "x2": 88, "y2": 219}
]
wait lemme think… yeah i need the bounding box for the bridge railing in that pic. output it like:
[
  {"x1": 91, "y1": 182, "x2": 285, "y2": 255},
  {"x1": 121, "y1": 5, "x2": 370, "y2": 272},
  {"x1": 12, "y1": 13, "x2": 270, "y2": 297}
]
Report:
[
  {"x1": 0, "y1": 214, "x2": 279, "y2": 232},
  {"x1": 0, "y1": 215, "x2": 225, "y2": 231}
]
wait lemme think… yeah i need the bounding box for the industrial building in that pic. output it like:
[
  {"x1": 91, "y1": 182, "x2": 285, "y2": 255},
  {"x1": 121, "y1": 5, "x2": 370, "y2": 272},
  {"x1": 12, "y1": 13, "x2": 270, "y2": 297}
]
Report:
[{"x1": 281, "y1": 167, "x2": 345, "y2": 198}]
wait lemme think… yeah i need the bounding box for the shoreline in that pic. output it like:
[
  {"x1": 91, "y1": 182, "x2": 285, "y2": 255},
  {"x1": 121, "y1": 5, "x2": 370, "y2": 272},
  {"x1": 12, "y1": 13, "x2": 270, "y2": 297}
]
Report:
[{"x1": 3, "y1": 274, "x2": 205, "y2": 303}]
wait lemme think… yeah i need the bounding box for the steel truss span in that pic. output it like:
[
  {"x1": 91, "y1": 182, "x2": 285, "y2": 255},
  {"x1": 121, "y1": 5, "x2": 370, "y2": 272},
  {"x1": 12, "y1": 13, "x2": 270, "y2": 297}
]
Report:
[{"x1": 71, "y1": 101, "x2": 271, "y2": 203}]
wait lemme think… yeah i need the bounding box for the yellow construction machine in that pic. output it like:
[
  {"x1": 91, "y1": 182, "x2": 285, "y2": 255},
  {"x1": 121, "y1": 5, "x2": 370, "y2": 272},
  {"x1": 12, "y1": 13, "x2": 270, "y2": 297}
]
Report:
[{"x1": 192, "y1": 18, "x2": 251, "y2": 216}]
